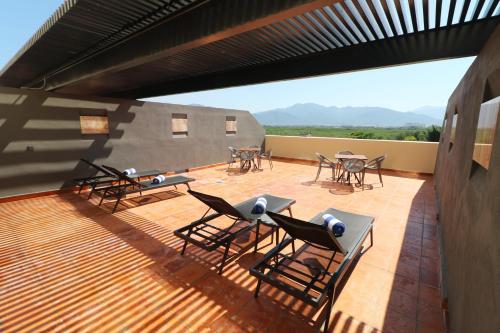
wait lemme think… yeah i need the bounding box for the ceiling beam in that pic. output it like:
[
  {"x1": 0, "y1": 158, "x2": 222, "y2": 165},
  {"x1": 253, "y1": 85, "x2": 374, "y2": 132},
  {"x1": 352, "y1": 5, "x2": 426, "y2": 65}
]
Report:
[{"x1": 41, "y1": 0, "x2": 340, "y2": 92}]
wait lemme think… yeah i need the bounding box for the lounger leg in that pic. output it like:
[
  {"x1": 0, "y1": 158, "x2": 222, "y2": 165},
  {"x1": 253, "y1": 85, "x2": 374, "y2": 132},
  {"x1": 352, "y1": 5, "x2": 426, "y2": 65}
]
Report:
[
  {"x1": 112, "y1": 194, "x2": 122, "y2": 213},
  {"x1": 174, "y1": 184, "x2": 178, "y2": 190},
  {"x1": 99, "y1": 188, "x2": 108, "y2": 206},
  {"x1": 292, "y1": 239, "x2": 296, "y2": 254},
  {"x1": 287, "y1": 207, "x2": 293, "y2": 217},
  {"x1": 218, "y1": 242, "x2": 231, "y2": 275},
  {"x1": 78, "y1": 183, "x2": 84, "y2": 194},
  {"x1": 254, "y1": 279, "x2": 262, "y2": 298},
  {"x1": 323, "y1": 286, "x2": 335, "y2": 333},
  {"x1": 254, "y1": 221, "x2": 261, "y2": 253},
  {"x1": 180, "y1": 239, "x2": 189, "y2": 255},
  {"x1": 378, "y1": 168, "x2": 383, "y2": 186},
  {"x1": 88, "y1": 184, "x2": 96, "y2": 200}
]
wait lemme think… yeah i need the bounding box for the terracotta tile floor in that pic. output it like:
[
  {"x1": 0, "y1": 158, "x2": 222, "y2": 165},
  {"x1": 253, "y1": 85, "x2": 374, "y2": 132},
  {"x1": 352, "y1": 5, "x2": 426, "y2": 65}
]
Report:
[{"x1": 0, "y1": 161, "x2": 444, "y2": 332}]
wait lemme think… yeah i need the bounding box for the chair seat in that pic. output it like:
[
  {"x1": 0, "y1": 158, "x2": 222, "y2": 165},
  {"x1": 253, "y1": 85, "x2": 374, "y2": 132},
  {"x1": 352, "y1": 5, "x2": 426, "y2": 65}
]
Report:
[
  {"x1": 308, "y1": 208, "x2": 373, "y2": 255},
  {"x1": 234, "y1": 194, "x2": 296, "y2": 226}
]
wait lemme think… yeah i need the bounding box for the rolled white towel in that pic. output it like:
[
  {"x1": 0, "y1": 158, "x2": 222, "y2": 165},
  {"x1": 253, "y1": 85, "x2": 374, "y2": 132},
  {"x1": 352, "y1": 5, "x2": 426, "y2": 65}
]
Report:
[
  {"x1": 251, "y1": 197, "x2": 267, "y2": 214},
  {"x1": 123, "y1": 168, "x2": 137, "y2": 175},
  {"x1": 152, "y1": 175, "x2": 166, "y2": 184},
  {"x1": 322, "y1": 214, "x2": 346, "y2": 237}
]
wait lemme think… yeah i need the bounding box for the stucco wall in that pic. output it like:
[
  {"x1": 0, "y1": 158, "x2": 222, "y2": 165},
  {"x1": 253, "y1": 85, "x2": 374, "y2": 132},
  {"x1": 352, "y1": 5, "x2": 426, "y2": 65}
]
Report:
[
  {"x1": 434, "y1": 25, "x2": 500, "y2": 333},
  {"x1": 265, "y1": 135, "x2": 438, "y2": 173},
  {"x1": 0, "y1": 87, "x2": 264, "y2": 198}
]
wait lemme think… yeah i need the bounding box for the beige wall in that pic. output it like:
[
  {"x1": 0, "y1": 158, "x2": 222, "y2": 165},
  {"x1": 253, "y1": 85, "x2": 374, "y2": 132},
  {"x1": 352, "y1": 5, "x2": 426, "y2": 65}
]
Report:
[
  {"x1": 434, "y1": 25, "x2": 500, "y2": 333},
  {"x1": 265, "y1": 135, "x2": 438, "y2": 173}
]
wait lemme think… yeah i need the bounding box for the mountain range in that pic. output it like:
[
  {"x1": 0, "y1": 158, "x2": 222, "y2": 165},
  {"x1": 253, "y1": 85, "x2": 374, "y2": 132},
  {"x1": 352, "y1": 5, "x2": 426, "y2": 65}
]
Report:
[{"x1": 253, "y1": 103, "x2": 445, "y2": 127}]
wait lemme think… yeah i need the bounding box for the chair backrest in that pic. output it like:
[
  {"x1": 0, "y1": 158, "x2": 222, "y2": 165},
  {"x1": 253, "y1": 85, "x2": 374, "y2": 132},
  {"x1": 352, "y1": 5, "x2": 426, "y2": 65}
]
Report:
[
  {"x1": 337, "y1": 151, "x2": 353, "y2": 155},
  {"x1": 188, "y1": 190, "x2": 245, "y2": 219},
  {"x1": 366, "y1": 155, "x2": 386, "y2": 168},
  {"x1": 240, "y1": 151, "x2": 255, "y2": 160},
  {"x1": 267, "y1": 211, "x2": 346, "y2": 254},
  {"x1": 80, "y1": 159, "x2": 113, "y2": 176},
  {"x1": 316, "y1": 153, "x2": 334, "y2": 164},
  {"x1": 344, "y1": 159, "x2": 365, "y2": 172},
  {"x1": 102, "y1": 165, "x2": 142, "y2": 187}
]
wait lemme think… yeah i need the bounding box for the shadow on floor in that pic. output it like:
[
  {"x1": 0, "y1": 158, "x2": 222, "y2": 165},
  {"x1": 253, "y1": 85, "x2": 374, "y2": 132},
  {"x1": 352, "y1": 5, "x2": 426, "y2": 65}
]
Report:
[
  {"x1": 380, "y1": 178, "x2": 445, "y2": 332},
  {"x1": 98, "y1": 189, "x2": 185, "y2": 213}
]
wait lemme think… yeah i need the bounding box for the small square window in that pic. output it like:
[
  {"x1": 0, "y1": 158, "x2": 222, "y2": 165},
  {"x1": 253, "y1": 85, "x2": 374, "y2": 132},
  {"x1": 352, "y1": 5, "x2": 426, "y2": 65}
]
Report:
[
  {"x1": 80, "y1": 115, "x2": 109, "y2": 135},
  {"x1": 172, "y1": 113, "x2": 188, "y2": 138},
  {"x1": 449, "y1": 110, "x2": 458, "y2": 151},
  {"x1": 473, "y1": 97, "x2": 499, "y2": 170},
  {"x1": 450, "y1": 112, "x2": 458, "y2": 143},
  {"x1": 226, "y1": 116, "x2": 236, "y2": 135},
  {"x1": 441, "y1": 116, "x2": 447, "y2": 142}
]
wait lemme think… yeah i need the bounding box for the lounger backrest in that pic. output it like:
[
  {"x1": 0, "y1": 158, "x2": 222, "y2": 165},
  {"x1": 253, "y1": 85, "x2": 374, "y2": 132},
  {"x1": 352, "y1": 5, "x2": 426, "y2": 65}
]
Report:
[
  {"x1": 267, "y1": 211, "x2": 346, "y2": 254},
  {"x1": 188, "y1": 190, "x2": 245, "y2": 219},
  {"x1": 102, "y1": 165, "x2": 142, "y2": 187},
  {"x1": 80, "y1": 159, "x2": 113, "y2": 176}
]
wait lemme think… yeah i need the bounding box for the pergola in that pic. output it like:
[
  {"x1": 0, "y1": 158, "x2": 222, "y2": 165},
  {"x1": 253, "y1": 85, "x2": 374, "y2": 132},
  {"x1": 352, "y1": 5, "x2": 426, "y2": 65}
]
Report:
[{"x1": 0, "y1": 0, "x2": 498, "y2": 98}]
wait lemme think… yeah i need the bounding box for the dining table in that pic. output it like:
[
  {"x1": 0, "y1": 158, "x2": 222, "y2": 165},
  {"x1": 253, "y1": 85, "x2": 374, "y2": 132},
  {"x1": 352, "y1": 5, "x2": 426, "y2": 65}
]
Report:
[{"x1": 334, "y1": 153, "x2": 368, "y2": 160}]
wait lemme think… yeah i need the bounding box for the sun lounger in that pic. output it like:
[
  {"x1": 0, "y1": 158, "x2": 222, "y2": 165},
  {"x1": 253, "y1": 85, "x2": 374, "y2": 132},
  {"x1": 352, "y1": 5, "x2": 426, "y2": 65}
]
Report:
[
  {"x1": 174, "y1": 190, "x2": 295, "y2": 274},
  {"x1": 97, "y1": 165, "x2": 195, "y2": 213},
  {"x1": 250, "y1": 208, "x2": 374, "y2": 332},
  {"x1": 84, "y1": 163, "x2": 165, "y2": 199},
  {"x1": 73, "y1": 159, "x2": 117, "y2": 194}
]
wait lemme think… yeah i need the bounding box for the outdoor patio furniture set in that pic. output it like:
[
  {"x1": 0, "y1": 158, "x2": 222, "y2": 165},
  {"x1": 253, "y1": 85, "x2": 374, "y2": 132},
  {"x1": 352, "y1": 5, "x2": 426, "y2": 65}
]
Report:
[
  {"x1": 73, "y1": 158, "x2": 374, "y2": 331},
  {"x1": 228, "y1": 146, "x2": 273, "y2": 171},
  {"x1": 315, "y1": 152, "x2": 386, "y2": 189}
]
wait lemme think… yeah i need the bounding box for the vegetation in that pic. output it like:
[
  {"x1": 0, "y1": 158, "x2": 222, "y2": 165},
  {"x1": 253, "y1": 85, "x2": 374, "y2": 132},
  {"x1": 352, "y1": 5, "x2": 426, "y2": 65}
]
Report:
[{"x1": 264, "y1": 125, "x2": 442, "y2": 142}]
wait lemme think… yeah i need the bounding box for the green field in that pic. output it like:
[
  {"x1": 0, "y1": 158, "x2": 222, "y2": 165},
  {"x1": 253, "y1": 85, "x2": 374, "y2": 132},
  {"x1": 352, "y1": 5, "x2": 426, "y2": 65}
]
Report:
[{"x1": 264, "y1": 126, "x2": 441, "y2": 142}]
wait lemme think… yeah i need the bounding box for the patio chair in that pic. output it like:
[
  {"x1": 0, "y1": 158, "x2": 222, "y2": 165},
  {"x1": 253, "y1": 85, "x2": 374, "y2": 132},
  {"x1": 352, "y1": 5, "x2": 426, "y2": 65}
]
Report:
[
  {"x1": 364, "y1": 155, "x2": 386, "y2": 187},
  {"x1": 258, "y1": 150, "x2": 273, "y2": 170},
  {"x1": 97, "y1": 165, "x2": 195, "y2": 213},
  {"x1": 73, "y1": 159, "x2": 116, "y2": 194},
  {"x1": 250, "y1": 208, "x2": 374, "y2": 332},
  {"x1": 174, "y1": 190, "x2": 295, "y2": 274},
  {"x1": 314, "y1": 153, "x2": 337, "y2": 181},
  {"x1": 227, "y1": 147, "x2": 241, "y2": 170},
  {"x1": 335, "y1": 151, "x2": 354, "y2": 182},
  {"x1": 341, "y1": 159, "x2": 366, "y2": 189},
  {"x1": 240, "y1": 150, "x2": 257, "y2": 170}
]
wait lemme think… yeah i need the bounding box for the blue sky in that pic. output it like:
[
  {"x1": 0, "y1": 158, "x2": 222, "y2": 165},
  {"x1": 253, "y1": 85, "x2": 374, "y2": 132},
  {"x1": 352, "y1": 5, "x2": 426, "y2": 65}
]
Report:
[{"x1": 1, "y1": 0, "x2": 475, "y2": 112}]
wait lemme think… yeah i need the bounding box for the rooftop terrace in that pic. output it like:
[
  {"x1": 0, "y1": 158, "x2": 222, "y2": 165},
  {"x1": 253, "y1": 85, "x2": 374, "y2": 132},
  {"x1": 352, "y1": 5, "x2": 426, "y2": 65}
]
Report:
[{"x1": 0, "y1": 161, "x2": 443, "y2": 332}]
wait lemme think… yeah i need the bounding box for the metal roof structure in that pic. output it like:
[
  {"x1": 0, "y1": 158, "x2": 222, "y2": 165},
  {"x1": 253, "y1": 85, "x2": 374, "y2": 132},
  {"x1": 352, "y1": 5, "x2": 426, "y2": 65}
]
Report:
[{"x1": 1, "y1": 0, "x2": 499, "y2": 99}]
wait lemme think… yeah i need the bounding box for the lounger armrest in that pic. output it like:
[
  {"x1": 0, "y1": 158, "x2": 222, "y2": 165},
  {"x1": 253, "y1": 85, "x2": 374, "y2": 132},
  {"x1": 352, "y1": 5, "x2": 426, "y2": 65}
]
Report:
[
  {"x1": 255, "y1": 237, "x2": 294, "y2": 265},
  {"x1": 175, "y1": 212, "x2": 223, "y2": 233},
  {"x1": 73, "y1": 175, "x2": 112, "y2": 182}
]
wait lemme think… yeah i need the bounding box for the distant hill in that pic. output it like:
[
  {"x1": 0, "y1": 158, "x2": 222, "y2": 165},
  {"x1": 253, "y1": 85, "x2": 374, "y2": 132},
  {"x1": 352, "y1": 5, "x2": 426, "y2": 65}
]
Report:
[
  {"x1": 409, "y1": 106, "x2": 446, "y2": 120},
  {"x1": 254, "y1": 103, "x2": 444, "y2": 127}
]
